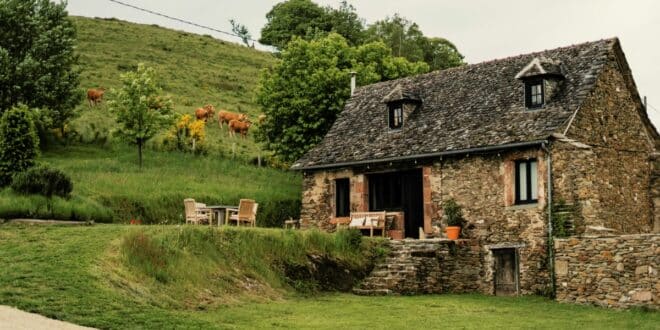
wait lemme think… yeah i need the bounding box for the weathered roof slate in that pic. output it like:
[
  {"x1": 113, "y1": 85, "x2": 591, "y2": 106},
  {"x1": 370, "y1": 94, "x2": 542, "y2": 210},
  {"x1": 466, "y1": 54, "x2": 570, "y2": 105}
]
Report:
[{"x1": 293, "y1": 39, "x2": 617, "y2": 170}]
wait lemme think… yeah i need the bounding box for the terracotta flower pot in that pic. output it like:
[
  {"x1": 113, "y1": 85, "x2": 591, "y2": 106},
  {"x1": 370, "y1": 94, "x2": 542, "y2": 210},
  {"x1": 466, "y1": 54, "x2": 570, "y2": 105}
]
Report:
[
  {"x1": 388, "y1": 229, "x2": 404, "y2": 240},
  {"x1": 445, "y1": 226, "x2": 460, "y2": 240}
]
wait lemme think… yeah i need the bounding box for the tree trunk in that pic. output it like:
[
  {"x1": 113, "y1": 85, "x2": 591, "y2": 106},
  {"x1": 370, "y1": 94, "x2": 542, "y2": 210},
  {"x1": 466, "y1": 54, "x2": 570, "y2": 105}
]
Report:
[{"x1": 137, "y1": 138, "x2": 143, "y2": 169}]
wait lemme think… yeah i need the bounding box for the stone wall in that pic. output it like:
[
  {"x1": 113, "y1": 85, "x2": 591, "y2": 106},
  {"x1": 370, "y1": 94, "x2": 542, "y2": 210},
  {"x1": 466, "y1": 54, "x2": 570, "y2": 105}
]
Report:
[
  {"x1": 354, "y1": 239, "x2": 484, "y2": 295},
  {"x1": 559, "y1": 58, "x2": 654, "y2": 233},
  {"x1": 554, "y1": 234, "x2": 659, "y2": 309}
]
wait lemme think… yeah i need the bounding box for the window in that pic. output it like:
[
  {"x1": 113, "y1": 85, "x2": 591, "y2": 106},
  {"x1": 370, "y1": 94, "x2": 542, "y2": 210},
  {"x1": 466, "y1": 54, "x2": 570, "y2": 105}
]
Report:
[
  {"x1": 389, "y1": 102, "x2": 403, "y2": 129},
  {"x1": 525, "y1": 80, "x2": 544, "y2": 108},
  {"x1": 515, "y1": 159, "x2": 538, "y2": 204},
  {"x1": 335, "y1": 178, "x2": 350, "y2": 217}
]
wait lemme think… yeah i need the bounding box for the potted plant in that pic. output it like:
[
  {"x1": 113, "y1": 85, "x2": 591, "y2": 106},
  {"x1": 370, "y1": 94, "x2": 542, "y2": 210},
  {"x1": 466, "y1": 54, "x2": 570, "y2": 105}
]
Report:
[
  {"x1": 387, "y1": 214, "x2": 404, "y2": 240},
  {"x1": 443, "y1": 198, "x2": 464, "y2": 240}
]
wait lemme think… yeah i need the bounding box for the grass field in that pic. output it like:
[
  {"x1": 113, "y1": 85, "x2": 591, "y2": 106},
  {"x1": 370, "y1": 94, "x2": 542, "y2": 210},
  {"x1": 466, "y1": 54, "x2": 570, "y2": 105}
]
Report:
[
  {"x1": 0, "y1": 225, "x2": 657, "y2": 329},
  {"x1": 70, "y1": 16, "x2": 277, "y2": 158},
  {"x1": 0, "y1": 145, "x2": 301, "y2": 223}
]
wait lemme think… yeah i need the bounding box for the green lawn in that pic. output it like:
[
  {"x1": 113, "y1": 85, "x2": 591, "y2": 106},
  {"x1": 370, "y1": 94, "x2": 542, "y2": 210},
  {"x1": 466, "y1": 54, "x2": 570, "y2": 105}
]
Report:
[{"x1": 0, "y1": 225, "x2": 656, "y2": 329}]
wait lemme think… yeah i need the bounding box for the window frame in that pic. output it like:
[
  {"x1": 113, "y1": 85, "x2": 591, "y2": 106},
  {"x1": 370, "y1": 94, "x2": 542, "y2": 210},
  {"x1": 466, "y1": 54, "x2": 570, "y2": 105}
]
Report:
[
  {"x1": 514, "y1": 159, "x2": 538, "y2": 205},
  {"x1": 334, "y1": 178, "x2": 350, "y2": 217},
  {"x1": 525, "y1": 79, "x2": 544, "y2": 109},
  {"x1": 388, "y1": 102, "x2": 404, "y2": 129}
]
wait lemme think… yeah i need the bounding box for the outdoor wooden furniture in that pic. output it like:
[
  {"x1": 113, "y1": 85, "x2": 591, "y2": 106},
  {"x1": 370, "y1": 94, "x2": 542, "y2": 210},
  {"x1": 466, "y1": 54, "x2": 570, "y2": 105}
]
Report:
[
  {"x1": 227, "y1": 199, "x2": 258, "y2": 227},
  {"x1": 284, "y1": 217, "x2": 300, "y2": 229},
  {"x1": 183, "y1": 198, "x2": 213, "y2": 225},
  {"x1": 207, "y1": 204, "x2": 239, "y2": 226},
  {"x1": 347, "y1": 211, "x2": 387, "y2": 237}
]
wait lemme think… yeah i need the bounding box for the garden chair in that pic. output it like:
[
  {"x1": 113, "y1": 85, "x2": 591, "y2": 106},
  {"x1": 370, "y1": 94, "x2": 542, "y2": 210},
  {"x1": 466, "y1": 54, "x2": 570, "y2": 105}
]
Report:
[
  {"x1": 227, "y1": 199, "x2": 258, "y2": 227},
  {"x1": 183, "y1": 198, "x2": 213, "y2": 225}
]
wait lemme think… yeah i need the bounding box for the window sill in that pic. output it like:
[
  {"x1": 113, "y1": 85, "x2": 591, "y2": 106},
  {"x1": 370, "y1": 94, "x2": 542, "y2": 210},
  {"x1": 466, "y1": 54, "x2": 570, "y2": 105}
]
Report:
[{"x1": 505, "y1": 203, "x2": 540, "y2": 211}]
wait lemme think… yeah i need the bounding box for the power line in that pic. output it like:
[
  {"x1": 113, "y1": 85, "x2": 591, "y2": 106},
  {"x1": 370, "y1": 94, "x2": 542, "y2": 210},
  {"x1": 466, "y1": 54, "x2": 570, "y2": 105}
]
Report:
[{"x1": 106, "y1": 0, "x2": 261, "y2": 43}]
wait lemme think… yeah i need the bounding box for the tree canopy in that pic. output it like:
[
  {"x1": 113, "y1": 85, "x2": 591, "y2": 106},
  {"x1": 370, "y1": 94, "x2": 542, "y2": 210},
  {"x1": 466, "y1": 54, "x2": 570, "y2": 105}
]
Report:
[
  {"x1": 256, "y1": 33, "x2": 428, "y2": 162},
  {"x1": 0, "y1": 104, "x2": 39, "y2": 186},
  {"x1": 0, "y1": 0, "x2": 80, "y2": 130},
  {"x1": 108, "y1": 64, "x2": 174, "y2": 168}
]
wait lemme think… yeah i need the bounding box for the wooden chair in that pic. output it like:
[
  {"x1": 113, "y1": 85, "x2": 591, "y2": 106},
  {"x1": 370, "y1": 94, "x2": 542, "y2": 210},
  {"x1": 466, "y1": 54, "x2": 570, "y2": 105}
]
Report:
[
  {"x1": 347, "y1": 211, "x2": 387, "y2": 237},
  {"x1": 184, "y1": 198, "x2": 212, "y2": 225},
  {"x1": 227, "y1": 199, "x2": 258, "y2": 227}
]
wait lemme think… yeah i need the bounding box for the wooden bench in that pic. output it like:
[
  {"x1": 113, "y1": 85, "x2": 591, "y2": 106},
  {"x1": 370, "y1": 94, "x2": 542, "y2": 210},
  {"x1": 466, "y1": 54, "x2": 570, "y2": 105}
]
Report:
[{"x1": 346, "y1": 211, "x2": 387, "y2": 237}]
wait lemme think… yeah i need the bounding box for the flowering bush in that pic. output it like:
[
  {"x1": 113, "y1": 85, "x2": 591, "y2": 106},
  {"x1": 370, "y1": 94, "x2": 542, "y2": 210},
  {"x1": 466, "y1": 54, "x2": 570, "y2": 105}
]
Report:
[{"x1": 165, "y1": 114, "x2": 207, "y2": 154}]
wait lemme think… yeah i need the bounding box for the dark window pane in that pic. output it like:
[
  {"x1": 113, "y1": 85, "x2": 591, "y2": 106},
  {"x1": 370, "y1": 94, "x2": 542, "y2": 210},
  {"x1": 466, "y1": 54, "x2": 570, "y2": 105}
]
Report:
[
  {"x1": 335, "y1": 178, "x2": 350, "y2": 217},
  {"x1": 515, "y1": 159, "x2": 538, "y2": 204}
]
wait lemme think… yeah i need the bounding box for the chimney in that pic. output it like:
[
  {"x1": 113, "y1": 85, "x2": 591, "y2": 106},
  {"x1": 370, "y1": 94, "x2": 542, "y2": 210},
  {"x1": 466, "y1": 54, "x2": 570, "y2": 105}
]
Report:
[{"x1": 350, "y1": 71, "x2": 356, "y2": 96}]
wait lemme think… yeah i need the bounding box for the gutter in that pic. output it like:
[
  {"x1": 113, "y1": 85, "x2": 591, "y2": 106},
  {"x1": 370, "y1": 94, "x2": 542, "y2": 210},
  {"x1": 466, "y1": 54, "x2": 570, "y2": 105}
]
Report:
[
  {"x1": 293, "y1": 139, "x2": 549, "y2": 171},
  {"x1": 541, "y1": 142, "x2": 555, "y2": 298}
]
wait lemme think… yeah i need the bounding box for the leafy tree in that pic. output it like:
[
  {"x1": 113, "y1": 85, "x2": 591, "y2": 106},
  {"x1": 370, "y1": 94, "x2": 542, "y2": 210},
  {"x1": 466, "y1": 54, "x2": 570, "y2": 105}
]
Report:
[
  {"x1": 0, "y1": 104, "x2": 39, "y2": 186},
  {"x1": 230, "y1": 19, "x2": 252, "y2": 47},
  {"x1": 323, "y1": 1, "x2": 365, "y2": 46},
  {"x1": 0, "y1": 0, "x2": 81, "y2": 133},
  {"x1": 108, "y1": 64, "x2": 174, "y2": 168},
  {"x1": 256, "y1": 33, "x2": 428, "y2": 162},
  {"x1": 259, "y1": 0, "x2": 328, "y2": 49},
  {"x1": 365, "y1": 14, "x2": 464, "y2": 71}
]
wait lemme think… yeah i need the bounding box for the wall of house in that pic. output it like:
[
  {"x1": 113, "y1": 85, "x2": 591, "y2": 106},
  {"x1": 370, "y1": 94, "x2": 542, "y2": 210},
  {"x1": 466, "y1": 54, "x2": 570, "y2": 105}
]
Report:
[
  {"x1": 554, "y1": 234, "x2": 659, "y2": 309},
  {"x1": 558, "y1": 59, "x2": 654, "y2": 234}
]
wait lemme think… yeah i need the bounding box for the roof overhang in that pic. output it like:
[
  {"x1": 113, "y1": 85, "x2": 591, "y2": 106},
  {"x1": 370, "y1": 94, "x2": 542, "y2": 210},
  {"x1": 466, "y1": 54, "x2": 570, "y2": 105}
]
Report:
[{"x1": 292, "y1": 139, "x2": 549, "y2": 171}]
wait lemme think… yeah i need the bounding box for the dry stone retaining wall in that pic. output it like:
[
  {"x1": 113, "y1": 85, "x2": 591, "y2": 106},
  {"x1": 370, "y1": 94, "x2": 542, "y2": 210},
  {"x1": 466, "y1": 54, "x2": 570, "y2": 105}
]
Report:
[{"x1": 554, "y1": 234, "x2": 659, "y2": 309}]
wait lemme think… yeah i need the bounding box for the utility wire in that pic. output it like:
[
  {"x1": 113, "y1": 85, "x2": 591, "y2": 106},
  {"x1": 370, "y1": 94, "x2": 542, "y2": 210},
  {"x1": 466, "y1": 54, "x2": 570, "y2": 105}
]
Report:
[{"x1": 106, "y1": 0, "x2": 261, "y2": 43}]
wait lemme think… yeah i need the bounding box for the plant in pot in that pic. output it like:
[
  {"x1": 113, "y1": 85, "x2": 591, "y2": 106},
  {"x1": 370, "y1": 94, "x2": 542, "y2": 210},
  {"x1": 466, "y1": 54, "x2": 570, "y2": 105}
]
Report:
[
  {"x1": 387, "y1": 214, "x2": 404, "y2": 240},
  {"x1": 443, "y1": 198, "x2": 464, "y2": 240}
]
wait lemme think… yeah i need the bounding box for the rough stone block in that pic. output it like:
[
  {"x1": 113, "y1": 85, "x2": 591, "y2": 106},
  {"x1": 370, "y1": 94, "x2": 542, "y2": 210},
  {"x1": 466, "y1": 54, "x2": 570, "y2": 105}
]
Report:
[
  {"x1": 631, "y1": 291, "x2": 653, "y2": 302},
  {"x1": 555, "y1": 260, "x2": 569, "y2": 276}
]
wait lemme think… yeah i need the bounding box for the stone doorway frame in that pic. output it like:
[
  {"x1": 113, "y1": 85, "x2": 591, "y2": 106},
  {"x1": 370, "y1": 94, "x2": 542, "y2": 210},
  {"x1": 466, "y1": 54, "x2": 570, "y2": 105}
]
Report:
[{"x1": 485, "y1": 242, "x2": 524, "y2": 296}]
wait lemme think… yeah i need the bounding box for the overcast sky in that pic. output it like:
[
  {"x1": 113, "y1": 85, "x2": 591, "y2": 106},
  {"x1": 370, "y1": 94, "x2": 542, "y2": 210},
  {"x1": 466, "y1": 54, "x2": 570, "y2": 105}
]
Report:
[{"x1": 66, "y1": 0, "x2": 660, "y2": 126}]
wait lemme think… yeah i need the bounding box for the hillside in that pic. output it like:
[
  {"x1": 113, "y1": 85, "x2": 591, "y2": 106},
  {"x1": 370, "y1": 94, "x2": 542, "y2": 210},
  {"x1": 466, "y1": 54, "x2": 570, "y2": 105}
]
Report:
[{"x1": 70, "y1": 16, "x2": 277, "y2": 158}]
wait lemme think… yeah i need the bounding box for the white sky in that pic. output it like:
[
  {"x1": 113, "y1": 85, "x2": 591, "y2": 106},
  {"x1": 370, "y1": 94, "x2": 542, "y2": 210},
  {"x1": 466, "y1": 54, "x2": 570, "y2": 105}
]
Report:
[{"x1": 66, "y1": 0, "x2": 660, "y2": 126}]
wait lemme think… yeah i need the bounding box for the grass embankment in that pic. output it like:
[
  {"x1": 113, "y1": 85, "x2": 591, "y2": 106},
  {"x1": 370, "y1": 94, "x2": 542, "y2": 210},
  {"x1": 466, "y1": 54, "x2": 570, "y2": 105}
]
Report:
[
  {"x1": 0, "y1": 225, "x2": 657, "y2": 329},
  {"x1": 71, "y1": 16, "x2": 276, "y2": 159},
  {"x1": 0, "y1": 145, "x2": 301, "y2": 223}
]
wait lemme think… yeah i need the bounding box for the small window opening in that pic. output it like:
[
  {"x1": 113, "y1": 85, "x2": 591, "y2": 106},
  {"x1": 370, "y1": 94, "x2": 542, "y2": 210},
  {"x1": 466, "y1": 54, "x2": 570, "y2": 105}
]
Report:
[
  {"x1": 515, "y1": 159, "x2": 538, "y2": 204},
  {"x1": 525, "y1": 80, "x2": 544, "y2": 109},
  {"x1": 389, "y1": 103, "x2": 403, "y2": 129},
  {"x1": 335, "y1": 178, "x2": 350, "y2": 217}
]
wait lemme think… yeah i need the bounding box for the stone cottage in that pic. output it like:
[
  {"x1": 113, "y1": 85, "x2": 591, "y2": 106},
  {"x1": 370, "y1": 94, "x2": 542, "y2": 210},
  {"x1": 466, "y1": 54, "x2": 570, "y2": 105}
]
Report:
[{"x1": 292, "y1": 38, "x2": 658, "y2": 296}]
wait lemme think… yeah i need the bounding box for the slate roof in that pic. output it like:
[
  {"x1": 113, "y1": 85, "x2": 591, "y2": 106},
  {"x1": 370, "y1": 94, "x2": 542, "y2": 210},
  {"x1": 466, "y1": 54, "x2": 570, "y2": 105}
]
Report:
[{"x1": 292, "y1": 38, "x2": 626, "y2": 170}]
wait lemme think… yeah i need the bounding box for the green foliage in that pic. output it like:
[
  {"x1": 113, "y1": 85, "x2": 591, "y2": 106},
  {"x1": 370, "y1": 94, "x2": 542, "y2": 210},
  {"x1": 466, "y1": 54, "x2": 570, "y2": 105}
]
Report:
[
  {"x1": 334, "y1": 228, "x2": 363, "y2": 250},
  {"x1": 443, "y1": 198, "x2": 465, "y2": 227},
  {"x1": 230, "y1": 19, "x2": 252, "y2": 47},
  {"x1": 256, "y1": 33, "x2": 428, "y2": 162},
  {"x1": 108, "y1": 64, "x2": 174, "y2": 167},
  {"x1": 0, "y1": 188, "x2": 112, "y2": 222},
  {"x1": 0, "y1": 0, "x2": 81, "y2": 129},
  {"x1": 365, "y1": 14, "x2": 464, "y2": 71},
  {"x1": 260, "y1": 0, "x2": 329, "y2": 49},
  {"x1": 0, "y1": 105, "x2": 39, "y2": 186},
  {"x1": 11, "y1": 164, "x2": 73, "y2": 198},
  {"x1": 256, "y1": 199, "x2": 302, "y2": 228}
]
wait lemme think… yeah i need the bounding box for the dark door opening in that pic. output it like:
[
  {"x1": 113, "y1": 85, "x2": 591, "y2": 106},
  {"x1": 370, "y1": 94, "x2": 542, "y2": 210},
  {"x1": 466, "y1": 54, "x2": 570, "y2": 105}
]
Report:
[
  {"x1": 368, "y1": 169, "x2": 423, "y2": 238},
  {"x1": 493, "y1": 248, "x2": 519, "y2": 296}
]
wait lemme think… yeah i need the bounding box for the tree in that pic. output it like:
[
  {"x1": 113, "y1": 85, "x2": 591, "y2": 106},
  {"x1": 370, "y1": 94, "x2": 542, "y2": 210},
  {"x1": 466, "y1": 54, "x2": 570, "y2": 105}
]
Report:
[
  {"x1": 0, "y1": 0, "x2": 81, "y2": 133},
  {"x1": 365, "y1": 14, "x2": 464, "y2": 71},
  {"x1": 109, "y1": 64, "x2": 174, "y2": 168},
  {"x1": 256, "y1": 33, "x2": 428, "y2": 162},
  {"x1": 323, "y1": 1, "x2": 365, "y2": 46},
  {"x1": 259, "y1": 0, "x2": 328, "y2": 49},
  {"x1": 0, "y1": 104, "x2": 39, "y2": 186},
  {"x1": 230, "y1": 19, "x2": 252, "y2": 47}
]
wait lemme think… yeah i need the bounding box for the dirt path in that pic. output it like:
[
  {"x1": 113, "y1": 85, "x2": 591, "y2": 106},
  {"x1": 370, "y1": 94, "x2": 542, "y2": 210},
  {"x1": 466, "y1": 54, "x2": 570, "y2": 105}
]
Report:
[{"x1": 0, "y1": 306, "x2": 95, "y2": 330}]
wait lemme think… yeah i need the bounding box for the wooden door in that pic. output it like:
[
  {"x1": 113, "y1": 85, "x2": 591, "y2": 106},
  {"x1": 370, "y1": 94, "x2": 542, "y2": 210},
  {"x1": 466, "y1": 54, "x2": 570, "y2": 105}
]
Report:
[{"x1": 493, "y1": 248, "x2": 518, "y2": 295}]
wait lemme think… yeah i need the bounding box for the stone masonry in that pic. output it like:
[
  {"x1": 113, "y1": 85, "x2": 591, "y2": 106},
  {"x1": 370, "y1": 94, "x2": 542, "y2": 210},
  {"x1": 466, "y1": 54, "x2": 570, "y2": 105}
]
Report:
[{"x1": 554, "y1": 234, "x2": 659, "y2": 309}]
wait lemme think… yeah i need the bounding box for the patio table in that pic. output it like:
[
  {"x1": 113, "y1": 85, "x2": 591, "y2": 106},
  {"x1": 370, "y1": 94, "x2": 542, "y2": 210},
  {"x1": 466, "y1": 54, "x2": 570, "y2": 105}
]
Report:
[{"x1": 207, "y1": 205, "x2": 238, "y2": 226}]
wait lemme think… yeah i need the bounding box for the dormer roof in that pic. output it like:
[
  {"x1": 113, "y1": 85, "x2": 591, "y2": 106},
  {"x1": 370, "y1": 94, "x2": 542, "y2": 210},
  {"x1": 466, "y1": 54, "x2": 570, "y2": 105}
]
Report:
[
  {"x1": 382, "y1": 84, "x2": 421, "y2": 103},
  {"x1": 515, "y1": 56, "x2": 565, "y2": 80}
]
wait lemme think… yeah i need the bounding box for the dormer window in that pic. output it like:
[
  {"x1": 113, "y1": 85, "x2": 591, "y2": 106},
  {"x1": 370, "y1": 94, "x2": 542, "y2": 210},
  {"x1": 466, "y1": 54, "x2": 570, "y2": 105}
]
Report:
[
  {"x1": 389, "y1": 102, "x2": 403, "y2": 129},
  {"x1": 525, "y1": 79, "x2": 544, "y2": 109}
]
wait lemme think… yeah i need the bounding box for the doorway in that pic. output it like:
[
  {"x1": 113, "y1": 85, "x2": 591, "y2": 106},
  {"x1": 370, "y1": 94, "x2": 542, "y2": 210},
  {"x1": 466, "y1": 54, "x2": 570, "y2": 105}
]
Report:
[
  {"x1": 492, "y1": 248, "x2": 519, "y2": 296},
  {"x1": 368, "y1": 169, "x2": 424, "y2": 239}
]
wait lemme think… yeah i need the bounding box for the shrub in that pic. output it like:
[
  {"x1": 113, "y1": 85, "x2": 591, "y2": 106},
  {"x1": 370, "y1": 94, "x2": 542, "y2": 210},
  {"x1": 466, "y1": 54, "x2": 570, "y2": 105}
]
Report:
[
  {"x1": 0, "y1": 105, "x2": 40, "y2": 186},
  {"x1": 11, "y1": 165, "x2": 73, "y2": 199},
  {"x1": 443, "y1": 198, "x2": 465, "y2": 227},
  {"x1": 256, "y1": 199, "x2": 302, "y2": 228}
]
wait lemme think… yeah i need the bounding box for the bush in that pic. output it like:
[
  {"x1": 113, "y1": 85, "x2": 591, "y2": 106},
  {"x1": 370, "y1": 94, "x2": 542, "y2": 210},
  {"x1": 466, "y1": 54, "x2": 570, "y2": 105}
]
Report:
[
  {"x1": 11, "y1": 165, "x2": 73, "y2": 198},
  {"x1": 443, "y1": 198, "x2": 465, "y2": 227},
  {"x1": 256, "y1": 199, "x2": 302, "y2": 228},
  {"x1": 0, "y1": 105, "x2": 40, "y2": 186}
]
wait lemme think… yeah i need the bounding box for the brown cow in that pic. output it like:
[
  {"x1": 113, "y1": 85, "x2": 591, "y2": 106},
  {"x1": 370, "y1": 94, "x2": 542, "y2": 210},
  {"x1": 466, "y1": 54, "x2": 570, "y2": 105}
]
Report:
[
  {"x1": 194, "y1": 104, "x2": 215, "y2": 122},
  {"x1": 228, "y1": 119, "x2": 252, "y2": 138},
  {"x1": 218, "y1": 110, "x2": 247, "y2": 129},
  {"x1": 87, "y1": 88, "x2": 105, "y2": 107}
]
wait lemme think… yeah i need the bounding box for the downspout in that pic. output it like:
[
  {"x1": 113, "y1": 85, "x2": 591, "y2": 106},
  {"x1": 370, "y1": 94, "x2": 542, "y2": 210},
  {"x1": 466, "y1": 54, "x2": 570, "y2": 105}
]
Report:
[{"x1": 542, "y1": 142, "x2": 555, "y2": 298}]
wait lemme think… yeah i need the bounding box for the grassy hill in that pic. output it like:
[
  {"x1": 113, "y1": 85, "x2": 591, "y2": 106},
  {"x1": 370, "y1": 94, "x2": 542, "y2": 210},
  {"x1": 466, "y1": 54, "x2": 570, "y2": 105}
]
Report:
[
  {"x1": 0, "y1": 225, "x2": 656, "y2": 329},
  {"x1": 70, "y1": 16, "x2": 277, "y2": 158}
]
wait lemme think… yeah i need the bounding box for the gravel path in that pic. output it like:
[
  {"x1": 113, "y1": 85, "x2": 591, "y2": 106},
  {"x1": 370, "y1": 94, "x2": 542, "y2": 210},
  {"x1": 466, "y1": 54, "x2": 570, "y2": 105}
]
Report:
[{"x1": 0, "y1": 306, "x2": 95, "y2": 330}]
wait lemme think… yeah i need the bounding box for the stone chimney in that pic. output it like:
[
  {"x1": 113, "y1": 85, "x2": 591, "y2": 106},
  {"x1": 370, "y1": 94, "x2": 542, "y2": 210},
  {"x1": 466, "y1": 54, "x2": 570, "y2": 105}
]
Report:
[{"x1": 350, "y1": 71, "x2": 356, "y2": 96}]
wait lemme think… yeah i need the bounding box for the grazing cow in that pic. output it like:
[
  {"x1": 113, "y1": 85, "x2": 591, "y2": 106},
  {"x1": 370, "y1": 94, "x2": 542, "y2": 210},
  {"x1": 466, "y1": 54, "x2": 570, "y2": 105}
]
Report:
[
  {"x1": 217, "y1": 110, "x2": 247, "y2": 129},
  {"x1": 228, "y1": 119, "x2": 252, "y2": 138},
  {"x1": 87, "y1": 88, "x2": 105, "y2": 107},
  {"x1": 194, "y1": 104, "x2": 215, "y2": 122}
]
